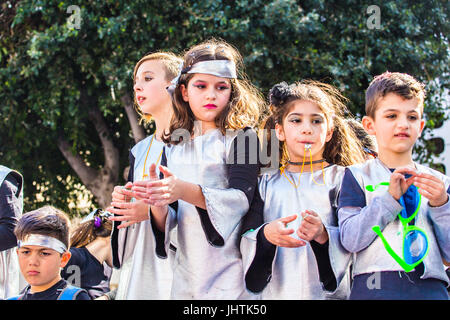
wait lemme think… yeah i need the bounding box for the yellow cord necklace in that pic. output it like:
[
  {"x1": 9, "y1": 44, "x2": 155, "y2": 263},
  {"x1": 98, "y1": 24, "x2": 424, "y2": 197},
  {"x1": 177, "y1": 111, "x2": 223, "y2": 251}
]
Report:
[
  {"x1": 280, "y1": 144, "x2": 326, "y2": 188},
  {"x1": 142, "y1": 134, "x2": 163, "y2": 180}
]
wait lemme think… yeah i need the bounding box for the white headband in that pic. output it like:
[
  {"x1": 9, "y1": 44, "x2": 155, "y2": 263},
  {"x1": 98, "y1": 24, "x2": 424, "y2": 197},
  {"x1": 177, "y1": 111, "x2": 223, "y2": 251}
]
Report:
[
  {"x1": 18, "y1": 234, "x2": 68, "y2": 254},
  {"x1": 186, "y1": 60, "x2": 237, "y2": 79},
  {"x1": 167, "y1": 60, "x2": 237, "y2": 96}
]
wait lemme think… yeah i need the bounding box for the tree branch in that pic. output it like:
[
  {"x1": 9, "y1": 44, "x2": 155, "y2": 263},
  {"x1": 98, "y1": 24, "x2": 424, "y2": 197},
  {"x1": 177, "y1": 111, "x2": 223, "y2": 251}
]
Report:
[{"x1": 56, "y1": 136, "x2": 98, "y2": 186}]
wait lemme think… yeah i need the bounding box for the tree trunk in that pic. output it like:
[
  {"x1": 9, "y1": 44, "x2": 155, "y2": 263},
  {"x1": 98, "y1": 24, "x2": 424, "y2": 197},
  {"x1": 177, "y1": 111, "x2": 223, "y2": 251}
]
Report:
[
  {"x1": 56, "y1": 104, "x2": 120, "y2": 209},
  {"x1": 56, "y1": 94, "x2": 144, "y2": 209}
]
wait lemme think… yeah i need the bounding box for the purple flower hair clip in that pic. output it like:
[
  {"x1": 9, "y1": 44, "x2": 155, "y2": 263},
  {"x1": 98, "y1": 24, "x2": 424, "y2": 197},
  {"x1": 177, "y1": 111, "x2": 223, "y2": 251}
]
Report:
[{"x1": 94, "y1": 216, "x2": 102, "y2": 228}]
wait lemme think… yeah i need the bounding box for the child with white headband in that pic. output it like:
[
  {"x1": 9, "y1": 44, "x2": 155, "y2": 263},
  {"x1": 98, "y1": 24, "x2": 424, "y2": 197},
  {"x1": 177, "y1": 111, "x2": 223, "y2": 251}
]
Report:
[
  {"x1": 8, "y1": 206, "x2": 90, "y2": 300},
  {"x1": 132, "y1": 39, "x2": 265, "y2": 299}
]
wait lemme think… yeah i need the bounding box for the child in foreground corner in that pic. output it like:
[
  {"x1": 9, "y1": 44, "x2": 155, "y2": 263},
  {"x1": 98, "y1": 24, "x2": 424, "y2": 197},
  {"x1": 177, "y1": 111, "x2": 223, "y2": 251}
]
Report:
[
  {"x1": 9, "y1": 206, "x2": 90, "y2": 300},
  {"x1": 240, "y1": 81, "x2": 366, "y2": 299},
  {"x1": 132, "y1": 39, "x2": 265, "y2": 299},
  {"x1": 338, "y1": 71, "x2": 450, "y2": 300}
]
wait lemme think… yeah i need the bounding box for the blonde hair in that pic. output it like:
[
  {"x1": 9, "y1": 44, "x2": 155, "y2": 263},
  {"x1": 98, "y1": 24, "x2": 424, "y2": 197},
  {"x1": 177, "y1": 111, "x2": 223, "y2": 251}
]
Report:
[
  {"x1": 262, "y1": 80, "x2": 366, "y2": 167},
  {"x1": 163, "y1": 39, "x2": 265, "y2": 144},
  {"x1": 133, "y1": 52, "x2": 182, "y2": 124}
]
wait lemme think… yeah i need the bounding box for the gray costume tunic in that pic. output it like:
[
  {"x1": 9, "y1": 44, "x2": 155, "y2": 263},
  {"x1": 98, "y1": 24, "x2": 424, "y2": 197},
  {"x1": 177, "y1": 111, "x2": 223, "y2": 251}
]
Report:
[
  {"x1": 241, "y1": 165, "x2": 351, "y2": 299},
  {"x1": 113, "y1": 135, "x2": 174, "y2": 300},
  {"x1": 160, "y1": 129, "x2": 257, "y2": 299},
  {"x1": 338, "y1": 158, "x2": 450, "y2": 284},
  {"x1": 0, "y1": 165, "x2": 24, "y2": 299}
]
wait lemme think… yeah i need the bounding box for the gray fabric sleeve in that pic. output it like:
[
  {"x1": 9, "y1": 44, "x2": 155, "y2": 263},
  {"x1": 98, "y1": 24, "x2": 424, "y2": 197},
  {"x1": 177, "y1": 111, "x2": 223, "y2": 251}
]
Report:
[{"x1": 338, "y1": 191, "x2": 403, "y2": 253}]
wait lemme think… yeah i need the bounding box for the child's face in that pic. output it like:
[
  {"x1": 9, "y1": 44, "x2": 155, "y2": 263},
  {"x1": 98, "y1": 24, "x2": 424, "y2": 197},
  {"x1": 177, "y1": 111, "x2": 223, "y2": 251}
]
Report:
[
  {"x1": 363, "y1": 93, "x2": 424, "y2": 158},
  {"x1": 17, "y1": 245, "x2": 71, "y2": 292},
  {"x1": 276, "y1": 100, "x2": 333, "y2": 162},
  {"x1": 181, "y1": 73, "x2": 232, "y2": 133},
  {"x1": 134, "y1": 59, "x2": 172, "y2": 116}
]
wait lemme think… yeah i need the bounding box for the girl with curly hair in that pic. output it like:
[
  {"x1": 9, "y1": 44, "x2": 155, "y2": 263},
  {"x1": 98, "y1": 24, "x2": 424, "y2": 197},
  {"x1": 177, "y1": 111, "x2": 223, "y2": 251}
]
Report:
[{"x1": 240, "y1": 80, "x2": 365, "y2": 299}]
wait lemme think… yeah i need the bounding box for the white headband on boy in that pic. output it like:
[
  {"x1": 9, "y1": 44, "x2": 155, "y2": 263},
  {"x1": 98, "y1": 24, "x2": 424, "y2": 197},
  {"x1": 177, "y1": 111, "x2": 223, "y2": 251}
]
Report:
[
  {"x1": 18, "y1": 234, "x2": 67, "y2": 254},
  {"x1": 186, "y1": 60, "x2": 237, "y2": 79}
]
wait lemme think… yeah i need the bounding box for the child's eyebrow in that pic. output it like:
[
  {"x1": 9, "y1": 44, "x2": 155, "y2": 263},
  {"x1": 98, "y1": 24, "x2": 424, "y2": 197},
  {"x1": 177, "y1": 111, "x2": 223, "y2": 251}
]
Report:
[
  {"x1": 288, "y1": 112, "x2": 324, "y2": 117},
  {"x1": 382, "y1": 108, "x2": 419, "y2": 114},
  {"x1": 18, "y1": 246, "x2": 51, "y2": 252},
  {"x1": 192, "y1": 79, "x2": 230, "y2": 85},
  {"x1": 135, "y1": 71, "x2": 155, "y2": 79},
  {"x1": 382, "y1": 108, "x2": 400, "y2": 113},
  {"x1": 136, "y1": 71, "x2": 155, "y2": 77}
]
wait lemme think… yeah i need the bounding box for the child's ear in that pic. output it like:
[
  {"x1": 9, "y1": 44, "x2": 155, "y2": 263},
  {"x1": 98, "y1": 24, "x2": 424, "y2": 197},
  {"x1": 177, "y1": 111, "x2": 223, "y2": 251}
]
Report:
[
  {"x1": 275, "y1": 123, "x2": 285, "y2": 141},
  {"x1": 325, "y1": 127, "x2": 334, "y2": 143},
  {"x1": 362, "y1": 116, "x2": 376, "y2": 135},
  {"x1": 60, "y1": 251, "x2": 71, "y2": 268},
  {"x1": 180, "y1": 84, "x2": 189, "y2": 102}
]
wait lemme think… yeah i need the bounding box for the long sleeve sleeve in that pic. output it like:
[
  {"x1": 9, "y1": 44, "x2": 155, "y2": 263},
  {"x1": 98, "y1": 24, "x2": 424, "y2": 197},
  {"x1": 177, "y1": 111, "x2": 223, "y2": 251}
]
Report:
[
  {"x1": 310, "y1": 240, "x2": 337, "y2": 291},
  {"x1": 111, "y1": 151, "x2": 135, "y2": 268},
  {"x1": 0, "y1": 174, "x2": 22, "y2": 251},
  {"x1": 240, "y1": 187, "x2": 276, "y2": 293},
  {"x1": 428, "y1": 185, "x2": 450, "y2": 261},
  {"x1": 198, "y1": 128, "x2": 260, "y2": 245},
  {"x1": 338, "y1": 168, "x2": 402, "y2": 253},
  {"x1": 154, "y1": 147, "x2": 178, "y2": 258},
  {"x1": 244, "y1": 225, "x2": 276, "y2": 293}
]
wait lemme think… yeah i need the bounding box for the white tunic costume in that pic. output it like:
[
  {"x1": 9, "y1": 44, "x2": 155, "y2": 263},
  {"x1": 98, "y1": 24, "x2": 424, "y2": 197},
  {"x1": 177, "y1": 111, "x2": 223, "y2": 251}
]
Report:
[
  {"x1": 112, "y1": 135, "x2": 174, "y2": 299},
  {"x1": 241, "y1": 165, "x2": 351, "y2": 299},
  {"x1": 158, "y1": 128, "x2": 258, "y2": 299}
]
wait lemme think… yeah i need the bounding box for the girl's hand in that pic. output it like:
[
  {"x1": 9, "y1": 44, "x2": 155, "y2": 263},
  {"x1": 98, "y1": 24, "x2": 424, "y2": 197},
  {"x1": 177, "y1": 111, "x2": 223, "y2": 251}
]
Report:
[
  {"x1": 388, "y1": 167, "x2": 417, "y2": 200},
  {"x1": 133, "y1": 165, "x2": 182, "y2": 207},
  {"x1": 297, "y1": 210, "x2": 328, "y2": 244},
  {"x1": 107, "y1": 200, "x2": 150, "y2": 229},
  {"x1": 413, "y1": 173, "x2": 449, "y2": 207},
  {"x1": 263, "y1": 215, "x2": 307, "y2": 248},
  {"x1": 131, "y1": 163, "x2": 159, "y2": 201},
  {"x1": 111, "y1": 182, "x2": 134, "y2": 203}
]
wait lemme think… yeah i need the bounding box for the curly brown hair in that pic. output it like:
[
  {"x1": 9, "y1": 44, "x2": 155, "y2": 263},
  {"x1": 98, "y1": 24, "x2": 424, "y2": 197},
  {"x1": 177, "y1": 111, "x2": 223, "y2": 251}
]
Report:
[{"x1": 262, "y1": 80, "x2": 366, "y2": 167}]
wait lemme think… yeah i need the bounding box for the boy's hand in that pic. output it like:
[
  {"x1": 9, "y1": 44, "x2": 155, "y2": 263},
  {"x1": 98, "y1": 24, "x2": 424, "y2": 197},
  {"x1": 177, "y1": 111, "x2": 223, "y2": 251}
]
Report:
[
  {"x1": 413, "y1": 173, "x2": 449, "y2": 207},
  {"x1": 263, "y1": 215, "x2": 306, "y2": 248},
  {"x1": 388, "y1": 167, "x2": 417, "y2": 200}
]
